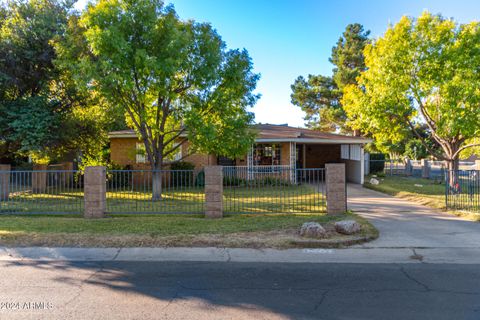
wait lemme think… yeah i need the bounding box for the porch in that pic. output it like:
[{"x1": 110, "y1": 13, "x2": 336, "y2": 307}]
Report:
[{"x1": 224, "y1": 142, "x2": 365, "y2": 184}]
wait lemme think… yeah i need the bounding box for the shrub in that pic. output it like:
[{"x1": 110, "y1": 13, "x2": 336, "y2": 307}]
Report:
[
  {"x1": 170, "y1": 161, "x2": 195, "y2": 186},
  {"x1": 170, "y1": 161, "x2": 195, "y2": 170}
]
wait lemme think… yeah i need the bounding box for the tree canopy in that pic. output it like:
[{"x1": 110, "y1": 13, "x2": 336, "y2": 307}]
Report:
[
  {"x1": 343, "y1": 12, "x2": 480, "y2": 170},
  {"x1": 0, "y1": 0, "x2": 122, "y2": 164},
  {"x1": 291, "y1": 23, "x2": 370, "y2": 133}
]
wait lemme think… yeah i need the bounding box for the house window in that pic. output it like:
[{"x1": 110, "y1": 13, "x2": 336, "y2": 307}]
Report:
[
  {"x1": 253, "y1": 144, "x2": 281, "y2": 165},
  {"x1": 136, "y1": 142, "x2": 146, "y2": 163}
]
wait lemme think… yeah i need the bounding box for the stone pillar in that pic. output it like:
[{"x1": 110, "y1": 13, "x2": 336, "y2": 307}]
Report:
[
  {"x1": 475, "y1": 160, "x2": 480, "y2": 171},
  {"x1": 421, "y1": 159, "x2": 430, "y2": 179},
  {"x1": 405, "y1": 158, "x2": 413, "y2": 176},
  {"x1": 325, "y1": 163, "x2": 347, "y2": 215},
  {"x1": 204, "y1": 166, "x2": 223, "y2": 219},
  {"x1": 32, "y1": 164, "x2": 48, "y2": 193},
  {"x1": 0, "y1": 164, "x2": 11, "y2": 201},
  {"x1": 84, "y1": 166, "x2": 106, "y2": 218}
]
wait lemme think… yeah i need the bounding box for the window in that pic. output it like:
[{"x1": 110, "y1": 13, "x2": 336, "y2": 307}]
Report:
[
  {"x1": 253, "y1": 144, "x2": 281, "y2": 165},
  {"x1": 341, "y1": 144, "x2": 349, "y2": 159},
  {"x1": 136, "y1": 142, "x2": 146, "y2": 163}
]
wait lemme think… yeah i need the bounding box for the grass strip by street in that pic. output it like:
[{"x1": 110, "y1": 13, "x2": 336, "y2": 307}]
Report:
[
  {"x1": 0, "y1": 212, "x2": 377, "y2": 248},
  {"x1": 364, "y1": 175, "x2": 480, "y2": 221}
]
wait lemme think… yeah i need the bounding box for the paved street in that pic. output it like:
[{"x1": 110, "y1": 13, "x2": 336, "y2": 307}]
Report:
[{"x1": 1, "y1": 260, "x2": 480, "y2": 320}]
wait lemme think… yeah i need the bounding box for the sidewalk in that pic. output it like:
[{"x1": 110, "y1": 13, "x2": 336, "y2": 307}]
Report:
[{"x1": 2, "y1": 246, "x2": 480, "y2": 264}]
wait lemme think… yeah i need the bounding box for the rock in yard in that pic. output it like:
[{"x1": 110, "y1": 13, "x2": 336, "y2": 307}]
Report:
[
  {"x1": 369, "y1": 178, "x2": 379, "y2": 185},
  {"x1": 335, "y1": 220, "x2": 361, "y2": 235},
  {"x1": 300, "y1": 222, "x2": 326, "y2": 238}
]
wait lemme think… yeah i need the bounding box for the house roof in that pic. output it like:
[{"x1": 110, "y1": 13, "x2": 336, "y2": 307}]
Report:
[{"x1": 108, "y1": 124, "x2": 372, "y2": 144}]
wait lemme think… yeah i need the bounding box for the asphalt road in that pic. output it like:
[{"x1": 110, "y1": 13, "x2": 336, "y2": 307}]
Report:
[{"x1": 1, "y1": 261, "x2": 479, "y2": 320}]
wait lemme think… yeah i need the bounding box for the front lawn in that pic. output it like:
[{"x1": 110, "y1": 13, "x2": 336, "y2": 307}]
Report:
[
  {"x1": 0, "y1": 212, "x2": 377, "y2": 248},
  {"x1": 364, "y1": 175, "x2": 445, "y2": 209},
  {"x1": 1, "y1": 185, "x2": 326, "y2": 214}
]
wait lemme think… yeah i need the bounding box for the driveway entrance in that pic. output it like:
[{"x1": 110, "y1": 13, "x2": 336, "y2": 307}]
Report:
[{"x1": 348, "y1": 184, "x2": 480, "y2": 248}]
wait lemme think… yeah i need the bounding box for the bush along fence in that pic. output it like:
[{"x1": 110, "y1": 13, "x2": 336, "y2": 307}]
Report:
[
  {"x1": 0, "y1": 164, "x2": 348, "y2": 218},
  {"x1": 445, "y1": 161, "x2": 480, "y2": 213}
]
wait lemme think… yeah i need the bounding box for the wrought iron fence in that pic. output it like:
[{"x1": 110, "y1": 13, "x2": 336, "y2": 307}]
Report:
[
  {"x1": 0, "y1": 170, "x2": 84, "y2": 214},
  {"x1": 446, "y1": 170, "x2": 480, "y2": 212},
  {"x1": 106, "y1": 169, "x2": 204, "y2": 213},
  {"x1": 222, "y1": 166, "x2": 326, "y2": 213},
  {"x1": 369, "y1": 159, "x2": 446, "y2": 179}
]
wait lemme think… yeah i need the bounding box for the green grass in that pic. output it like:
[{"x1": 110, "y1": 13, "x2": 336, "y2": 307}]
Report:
[
  {"x1": 0, "y1": 213, "x2": 336, "y2": 236},
  {"x1": 365, "y1": 175, "x2": 445, "y2": 209},
  {"x1": 0, "y1": 212, "x2": 377, "y2": 248},
  {"x1": 1, "y1": 185, "x2": 326, "y2": 214}
]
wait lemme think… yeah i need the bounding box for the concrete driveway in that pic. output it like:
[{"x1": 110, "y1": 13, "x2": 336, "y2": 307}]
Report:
[{"x1": 348, "y1": 184, "x2": 480, "y2": 248}]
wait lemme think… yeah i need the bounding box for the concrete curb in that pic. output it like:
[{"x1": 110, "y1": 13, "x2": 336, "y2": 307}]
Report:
[{"x1": 1, "y1": 246, "x2": 479, "y2": 264}]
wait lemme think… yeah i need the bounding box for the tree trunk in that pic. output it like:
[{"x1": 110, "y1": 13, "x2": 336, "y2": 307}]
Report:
[
  {"x1": 152, "y1": 163, "x2": 163, "y2": 201},
  {"x1": 445, "y1": 157, "x2": 460, "y2": 192}
]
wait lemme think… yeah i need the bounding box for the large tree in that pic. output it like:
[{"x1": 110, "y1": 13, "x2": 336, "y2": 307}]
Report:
[
  {"x1": 0, "y1": 0, "x2": 116, "y2": 164},
  {"x1": 75, "y1": 0, "x2": 259, "y2": 199},
  {"x1": 343, "y1": 12, "x2": 480, "y2": 173},
  {"x1": 291, "y1": 23, "x2": 369, "y2": 133}
]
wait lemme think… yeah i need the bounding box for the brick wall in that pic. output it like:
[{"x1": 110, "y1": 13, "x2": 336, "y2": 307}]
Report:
[
  {"x1": 280, "y1": 142, "x2": 291, "y2": 166},
  {"x1": 110, "y1": 138, "x2": 216, "y2": 170},
  {"x1": 110, "y1": 138, "x2": 137, "y2": 166}
]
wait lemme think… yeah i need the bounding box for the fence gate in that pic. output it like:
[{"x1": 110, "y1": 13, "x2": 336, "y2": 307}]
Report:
[{"x1": 222, "y1": 166, "x2": 326, "y2": 213}]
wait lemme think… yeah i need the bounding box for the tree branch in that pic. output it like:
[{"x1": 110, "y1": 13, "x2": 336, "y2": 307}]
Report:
[{"x1": 452, "y1": 142, "x2": 480, "y2": 159}]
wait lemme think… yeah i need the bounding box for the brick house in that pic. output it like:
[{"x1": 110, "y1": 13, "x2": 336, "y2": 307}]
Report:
[{"x1": 109, "y1": 124, "x2": 371, "y2": 184}]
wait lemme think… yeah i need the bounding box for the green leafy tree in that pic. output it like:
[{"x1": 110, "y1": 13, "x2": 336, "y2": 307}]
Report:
[
  {"x1": 0, "y1": 0, "x2": 115, "y2": 164},
  {"x1": 0, "y1": 0, "x2": 72, "y2": 161},
  {"x1": 343, "y1": 12, "x2": 480, "y2": 172},
  {"x1": 290, "y1": 75, "x2": 341, "y2": 132},
  {"x1": 75, "y1": 0, "x2": 259, "y2": 199},
  {"x1": 291, "y1": 23, "x2": 369, "y2": 133}
]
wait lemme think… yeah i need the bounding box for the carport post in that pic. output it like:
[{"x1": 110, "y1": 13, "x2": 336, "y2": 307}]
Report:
[
  {"x1": 84, "y1": 166, "x2": 106, "y2": 218},
  {"x1": 325, "y1": 163, "x2": 347, "y2": 215},
  {"x1": 0, "y1": 164, "x2": 10, "y2": 201}
]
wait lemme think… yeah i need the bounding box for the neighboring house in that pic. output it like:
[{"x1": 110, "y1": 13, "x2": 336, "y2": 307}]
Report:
[{"x1": 108, "y1": 124, "x2": 371, "y2": 184}]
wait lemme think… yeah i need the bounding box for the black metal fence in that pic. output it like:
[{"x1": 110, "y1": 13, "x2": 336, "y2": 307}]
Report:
[
  {"x1": 222, "y1": 166, "x2": 326, "y2": 213},
  {"x1": 446, "y1": 170, "x2": 480, "y2": 212},
  {"x1": 0, "y1": 170, "x2": 84, "y2": 214},
  {"x1": 106, "y1": 169, "x2": 204, "y2": 213},
  {"x1": 0, "y1": 167, "x2": 328, "y2": 215}
]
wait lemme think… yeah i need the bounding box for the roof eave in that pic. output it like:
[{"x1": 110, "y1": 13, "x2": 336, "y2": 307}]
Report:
[{"x1": 255, "y1": 138, "x2": 372, "y2": 144}]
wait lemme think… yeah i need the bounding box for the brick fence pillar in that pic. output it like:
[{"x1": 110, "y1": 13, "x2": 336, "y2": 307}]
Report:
[
  {"x1": 84, "y1": 166, "x2": 106, "y2": 218},
  {"x1": 204, "y1": 166, "x2": 223, "y2": 218},
  {"x1": 32, "y1": 164, "x2": 48, "y2": 193},
  {"x1": 325, "y1": 163, "x2": 347, "y2": 215},
  {"x1": 0, "y1": 164, "x2": 11, "y2": 201},
  {"x1": 421, "y1": 159, "x2": 430, "y2": 179}
]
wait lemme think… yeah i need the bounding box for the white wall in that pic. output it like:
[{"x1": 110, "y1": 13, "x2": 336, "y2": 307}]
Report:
[{"x1": 340, "y1": 144, "x2": 365, "y2": 184}]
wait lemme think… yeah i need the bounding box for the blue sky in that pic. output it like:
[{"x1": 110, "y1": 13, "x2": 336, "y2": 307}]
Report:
[{"x1": 75, "y1": 0, "x2": 480, "y2": 127}]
